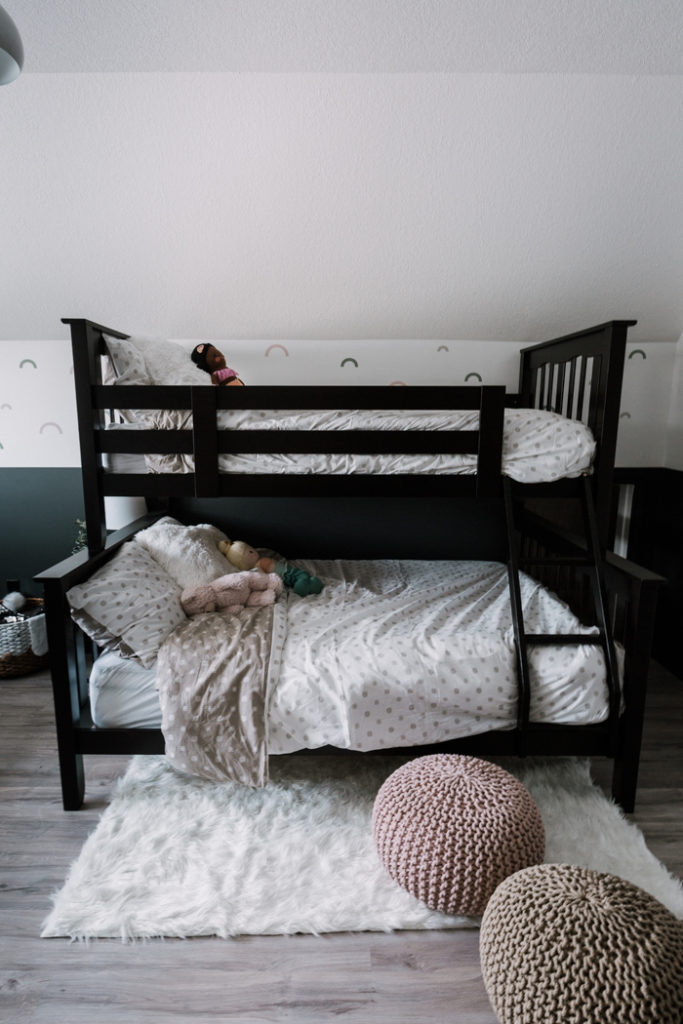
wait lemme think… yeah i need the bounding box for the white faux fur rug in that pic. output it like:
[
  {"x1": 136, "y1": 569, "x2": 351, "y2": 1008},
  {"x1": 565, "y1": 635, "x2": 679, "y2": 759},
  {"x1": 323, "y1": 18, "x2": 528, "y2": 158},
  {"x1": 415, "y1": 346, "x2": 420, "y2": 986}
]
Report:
[{"x1": 42, "y1": 754, "x2": 683, "y2": 940}]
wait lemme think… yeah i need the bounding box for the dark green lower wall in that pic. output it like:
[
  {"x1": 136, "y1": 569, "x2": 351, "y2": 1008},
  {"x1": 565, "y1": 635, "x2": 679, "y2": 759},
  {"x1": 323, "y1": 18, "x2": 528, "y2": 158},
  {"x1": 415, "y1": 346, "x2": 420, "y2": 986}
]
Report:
[{"x1": 0, "y1": 469, "x2": 84, "y2": 596}]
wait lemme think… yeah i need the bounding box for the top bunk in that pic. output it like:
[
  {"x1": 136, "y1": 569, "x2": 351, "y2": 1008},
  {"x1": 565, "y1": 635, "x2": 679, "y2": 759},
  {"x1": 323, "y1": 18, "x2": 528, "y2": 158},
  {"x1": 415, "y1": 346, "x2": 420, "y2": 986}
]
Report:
[{"x1": 64, "y1": 318, "x2": 635, "y2": 555}]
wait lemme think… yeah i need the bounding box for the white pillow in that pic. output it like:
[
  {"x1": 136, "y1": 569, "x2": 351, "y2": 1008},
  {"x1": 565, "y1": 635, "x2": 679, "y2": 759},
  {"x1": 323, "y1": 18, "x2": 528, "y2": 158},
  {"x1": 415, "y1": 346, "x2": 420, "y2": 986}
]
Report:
[
  {"x1": 105, "y1": 334, "x2": 211, "y2": 385},
  {"x1": 136, "y1": 338, "x2": 209, "y2": 386},
  {"x1": 67, "y1": 541, "x2": 186, "y2": 669},
  {"x1": 134, "y1": 516, "x2": 234, "y2": 588}
]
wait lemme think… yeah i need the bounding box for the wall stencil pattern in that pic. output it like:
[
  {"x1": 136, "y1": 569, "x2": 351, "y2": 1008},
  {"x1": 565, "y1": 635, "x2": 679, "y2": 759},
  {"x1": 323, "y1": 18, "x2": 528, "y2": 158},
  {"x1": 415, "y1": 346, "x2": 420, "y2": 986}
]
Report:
[
  {"x1": 618, "y1": 341, "x2": 677, "y2": 468},
  {"x1": 0, "y1": 340, "x2": 79, "y2": 467},
  {"x1": 0, "y1": 335, "x2": 677, "y2": 469}
]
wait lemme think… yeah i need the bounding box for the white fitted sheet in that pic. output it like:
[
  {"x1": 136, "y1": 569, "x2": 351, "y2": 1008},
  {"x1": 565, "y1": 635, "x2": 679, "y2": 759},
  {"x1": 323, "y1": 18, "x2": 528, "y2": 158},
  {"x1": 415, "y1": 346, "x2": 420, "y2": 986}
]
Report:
[
  {"x1": 89, "y1": 560, "x2": 615, "y2": 750},
  {"x1": 107, "y1": 407, "x2": 595, "y2": 483}
]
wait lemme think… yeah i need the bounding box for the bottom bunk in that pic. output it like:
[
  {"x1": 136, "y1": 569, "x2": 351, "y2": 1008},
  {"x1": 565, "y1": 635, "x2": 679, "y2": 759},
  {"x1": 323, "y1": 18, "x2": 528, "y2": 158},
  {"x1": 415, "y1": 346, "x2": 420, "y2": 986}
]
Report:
[
  {"x1": 36, "y1": 512, "x2": 662, "y2": 813},
  {"x1": 89, "y1": 556, "x2": 612, "y2": 742}
]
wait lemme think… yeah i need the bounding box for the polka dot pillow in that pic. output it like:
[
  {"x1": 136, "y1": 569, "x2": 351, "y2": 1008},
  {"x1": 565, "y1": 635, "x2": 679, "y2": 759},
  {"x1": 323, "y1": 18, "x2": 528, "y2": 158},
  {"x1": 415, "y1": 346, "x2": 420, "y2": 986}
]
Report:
[
  {"x1": 67, "y1": 541, "x2": 186, "y2": 668},
  {"x1": 103, "y1": 336, "x2": 150, "y2": 385}
]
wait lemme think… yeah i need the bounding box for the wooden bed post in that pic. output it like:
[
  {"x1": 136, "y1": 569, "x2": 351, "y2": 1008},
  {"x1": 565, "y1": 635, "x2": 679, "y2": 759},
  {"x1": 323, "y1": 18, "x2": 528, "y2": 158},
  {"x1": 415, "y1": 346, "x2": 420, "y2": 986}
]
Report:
[
  {"x1": 607, "y1": 558, "x2": 662, "y2": 812},
  {"x1": 62, "y1": 318, "x2": 130, "y2": 555},
  {"x1": 39, "y1": 574, "x2": 85, "y2": 810},
  {"x1": 64, "y1": 319, "x2": 107, "y2": 553},
  {"x1": 585, "y1": 321, "x2": 630, "y2": 549}
]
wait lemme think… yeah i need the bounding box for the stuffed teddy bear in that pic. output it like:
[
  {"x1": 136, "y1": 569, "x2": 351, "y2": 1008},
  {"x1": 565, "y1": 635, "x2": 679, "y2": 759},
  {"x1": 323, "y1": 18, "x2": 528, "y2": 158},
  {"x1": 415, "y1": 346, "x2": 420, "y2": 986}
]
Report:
[
  {"x1": 218, "y1": 539, "x2": 323, "y2": 597},
  {"x1": 181, "y1": 570, "x2": 282, "y2": 616}
]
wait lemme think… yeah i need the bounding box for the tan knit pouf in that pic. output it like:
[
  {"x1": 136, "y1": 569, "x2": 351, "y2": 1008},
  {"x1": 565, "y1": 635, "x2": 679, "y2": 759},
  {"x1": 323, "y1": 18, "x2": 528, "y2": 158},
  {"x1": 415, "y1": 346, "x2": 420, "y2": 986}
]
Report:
[
  {"x1": 372, "y1": 754, "x2": 545, "y2": 916},
  {"x1": 480, "y1": 863, "x2": 683, "y2": 1024}
]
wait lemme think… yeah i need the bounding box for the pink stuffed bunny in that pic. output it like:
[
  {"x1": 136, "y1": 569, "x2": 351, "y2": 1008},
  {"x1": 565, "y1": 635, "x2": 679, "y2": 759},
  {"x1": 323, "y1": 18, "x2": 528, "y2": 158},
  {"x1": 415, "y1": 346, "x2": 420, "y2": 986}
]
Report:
[{"x1": 181, "y1": 570, "x2": 283, "y2": 616}]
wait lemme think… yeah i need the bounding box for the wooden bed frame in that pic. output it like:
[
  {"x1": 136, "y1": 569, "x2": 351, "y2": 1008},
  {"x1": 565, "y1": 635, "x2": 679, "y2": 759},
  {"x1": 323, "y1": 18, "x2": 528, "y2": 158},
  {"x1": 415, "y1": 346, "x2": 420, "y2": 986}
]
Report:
[{"x1": 36, "y1": 318, "x2": 662, "y2": 812}]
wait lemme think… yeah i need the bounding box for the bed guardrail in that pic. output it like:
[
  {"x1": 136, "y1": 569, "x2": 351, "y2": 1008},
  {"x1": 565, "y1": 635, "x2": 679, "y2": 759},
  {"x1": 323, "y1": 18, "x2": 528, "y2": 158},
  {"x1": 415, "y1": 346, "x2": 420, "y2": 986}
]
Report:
[
  {"x1": 64, "y1": 317, "x2": 508, "y2": 555},
  {"x1": 94, "y1": 385, "x2": 506, "y2": 488}
]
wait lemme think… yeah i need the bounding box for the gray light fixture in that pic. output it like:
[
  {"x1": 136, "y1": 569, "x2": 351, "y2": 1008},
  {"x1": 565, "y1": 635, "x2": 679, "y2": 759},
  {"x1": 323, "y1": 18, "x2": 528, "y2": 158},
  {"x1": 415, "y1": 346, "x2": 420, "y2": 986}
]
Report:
[{"x1": 0, "y1": 4, "x2": 23, "y2": 84}]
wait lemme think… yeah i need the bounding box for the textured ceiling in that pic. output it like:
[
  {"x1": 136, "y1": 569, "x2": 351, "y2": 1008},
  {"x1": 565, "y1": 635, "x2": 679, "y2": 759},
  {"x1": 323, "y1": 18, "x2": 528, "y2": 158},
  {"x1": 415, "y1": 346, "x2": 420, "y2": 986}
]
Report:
[{"x1": 9, "y1": 0, "x2": 683, "y2": 75}]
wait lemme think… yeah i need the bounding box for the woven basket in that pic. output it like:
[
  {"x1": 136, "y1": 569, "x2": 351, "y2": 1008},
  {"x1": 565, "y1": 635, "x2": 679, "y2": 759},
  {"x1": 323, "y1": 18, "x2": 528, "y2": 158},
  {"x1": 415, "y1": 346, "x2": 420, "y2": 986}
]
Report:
[{"x1": 0, "y1": 597, "x2": 50, "y2": 678}]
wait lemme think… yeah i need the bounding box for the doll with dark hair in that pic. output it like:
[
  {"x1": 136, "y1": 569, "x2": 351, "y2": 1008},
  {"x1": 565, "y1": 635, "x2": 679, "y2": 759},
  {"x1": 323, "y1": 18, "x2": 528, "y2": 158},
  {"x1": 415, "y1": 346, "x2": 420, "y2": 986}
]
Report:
[{"x1": 190, "y1": 343, "x2": 245, "y2": 386}]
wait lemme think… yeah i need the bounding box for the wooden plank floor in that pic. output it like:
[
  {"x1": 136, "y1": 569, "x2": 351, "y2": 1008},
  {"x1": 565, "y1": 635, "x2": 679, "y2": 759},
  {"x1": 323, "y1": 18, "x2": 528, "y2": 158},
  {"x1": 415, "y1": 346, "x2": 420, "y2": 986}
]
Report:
[{"x1": 1, "y1": 662, "x2": 681, "y2": 1024}]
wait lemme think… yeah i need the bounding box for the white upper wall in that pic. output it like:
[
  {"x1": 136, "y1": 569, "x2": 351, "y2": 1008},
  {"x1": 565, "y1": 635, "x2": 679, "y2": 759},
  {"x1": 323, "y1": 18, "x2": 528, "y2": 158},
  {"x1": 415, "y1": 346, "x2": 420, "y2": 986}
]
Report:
[
  {"x1": 0, "y1": 1, "x2": 681, "y2": 346},
  {"x1": 1, "y1": 71, "x2": 682, "y2": 345}
]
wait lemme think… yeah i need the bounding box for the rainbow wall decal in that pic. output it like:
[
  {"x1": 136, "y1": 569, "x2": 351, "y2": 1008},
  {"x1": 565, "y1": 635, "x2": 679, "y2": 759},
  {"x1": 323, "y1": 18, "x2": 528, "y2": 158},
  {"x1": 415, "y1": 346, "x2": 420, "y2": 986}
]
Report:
[
  {"x1": 39, "y1": 422, "x2": 63, "y2": 434},
  {"x1": 620, "y1": 412, "x2": 632, "y2": 419},
  {"x1": 0, "y1": 403, "x2": 12, "y2": 411},
  {"x1": 19, "y1": 359, "x2": 37, "y2": 369},
  {"x1": 437, "y1": 345, "x2": 449, "y2": 352},
  {"x1": 465, "y1": 372, "x2": 483, "y2": 382},
  {"x1": 341, "y1": 357, "x2": 359, "y2": 368},
  {"x1": 265, "y1": 344, "x2": 289, "y2": 357},
  {"x1": 389, "y1": 381, "x2": 407, "y2": 386},
  {"x1": 628, "y1": 350, "x2": 647, "y2": 360}
]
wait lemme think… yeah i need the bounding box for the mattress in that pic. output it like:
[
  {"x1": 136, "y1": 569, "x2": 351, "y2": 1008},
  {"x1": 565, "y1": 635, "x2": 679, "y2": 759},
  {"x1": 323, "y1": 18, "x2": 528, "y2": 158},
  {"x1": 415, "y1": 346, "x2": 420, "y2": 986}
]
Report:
[
  {"x1": 106, "y1": 407, "x2": 595, "y2": 484},
  {"x1": 89, "y1": 559, "x2": 616, "y2": 749}
]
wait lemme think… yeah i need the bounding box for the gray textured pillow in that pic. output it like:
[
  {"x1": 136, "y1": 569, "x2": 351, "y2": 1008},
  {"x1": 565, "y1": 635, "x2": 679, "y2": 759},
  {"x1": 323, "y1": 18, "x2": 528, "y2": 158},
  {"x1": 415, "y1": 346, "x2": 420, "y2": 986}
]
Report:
[
  {"x1": 67, "y1": 541, "x2": 186, "y2": 668},
  {"x1": 102, "y1": 335, "x2": 151, "y2": 426}
]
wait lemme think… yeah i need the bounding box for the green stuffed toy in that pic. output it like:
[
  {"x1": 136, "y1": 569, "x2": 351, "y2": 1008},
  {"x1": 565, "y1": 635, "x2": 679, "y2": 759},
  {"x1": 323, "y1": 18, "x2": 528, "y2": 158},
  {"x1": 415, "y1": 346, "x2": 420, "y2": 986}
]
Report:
[{"x1": 270, "y1": 560, "x2": 323, "y2": 597}]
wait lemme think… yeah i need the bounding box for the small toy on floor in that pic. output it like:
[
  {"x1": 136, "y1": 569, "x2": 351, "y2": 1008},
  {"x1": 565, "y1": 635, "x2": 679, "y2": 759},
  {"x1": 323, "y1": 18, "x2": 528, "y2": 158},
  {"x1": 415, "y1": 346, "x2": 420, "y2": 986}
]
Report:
[
  {"x1": 181, "y1": 570, "x2": 283, "y2": 616},
  {"x1": 218, "y1": 539, "x2": 323, "y2": 597}
]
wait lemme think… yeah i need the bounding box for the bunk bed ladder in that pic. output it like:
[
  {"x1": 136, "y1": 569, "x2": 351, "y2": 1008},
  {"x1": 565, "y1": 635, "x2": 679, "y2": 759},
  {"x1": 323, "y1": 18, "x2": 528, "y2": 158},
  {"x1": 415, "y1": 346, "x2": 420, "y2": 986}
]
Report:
[{"x1": 502, "y1": 476, "x2": 621, "y2": 756}]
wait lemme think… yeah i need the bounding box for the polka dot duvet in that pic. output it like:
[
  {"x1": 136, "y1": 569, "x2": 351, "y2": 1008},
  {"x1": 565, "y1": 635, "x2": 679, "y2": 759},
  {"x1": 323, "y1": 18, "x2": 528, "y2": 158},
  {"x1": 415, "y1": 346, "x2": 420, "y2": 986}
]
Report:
[
  {"x1": 267, "y1": 559, "x2": 617, "y2": 753},
  {"x1": 143, "y1": 407, "x2": 596, "y2": 483}
]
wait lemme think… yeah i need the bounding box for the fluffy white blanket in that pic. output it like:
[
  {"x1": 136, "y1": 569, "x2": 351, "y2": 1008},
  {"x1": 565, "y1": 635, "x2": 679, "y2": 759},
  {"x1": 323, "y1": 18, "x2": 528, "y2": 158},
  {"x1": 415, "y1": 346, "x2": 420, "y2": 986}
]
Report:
[
  {"x1": 135, "y1": 517, "x2": 233, "y2": 589},
  {"x1": 42, "y1": 756, "x2": 683, "y2": 940}
]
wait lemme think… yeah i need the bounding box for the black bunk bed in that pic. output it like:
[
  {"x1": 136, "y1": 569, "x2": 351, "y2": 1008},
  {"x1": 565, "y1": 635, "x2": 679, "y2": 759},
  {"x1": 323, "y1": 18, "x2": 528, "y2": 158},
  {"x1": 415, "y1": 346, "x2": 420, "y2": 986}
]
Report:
[{"x1": 36, "y1": 318, "x2": 662, "y2": 812}]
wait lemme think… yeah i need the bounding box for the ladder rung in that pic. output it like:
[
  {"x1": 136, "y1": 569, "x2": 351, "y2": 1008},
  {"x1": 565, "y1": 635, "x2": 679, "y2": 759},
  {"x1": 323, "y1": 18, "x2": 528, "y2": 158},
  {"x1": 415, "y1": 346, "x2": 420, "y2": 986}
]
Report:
[{"x1": 523, "y1": 633, "x2": 603, "y2": 646}]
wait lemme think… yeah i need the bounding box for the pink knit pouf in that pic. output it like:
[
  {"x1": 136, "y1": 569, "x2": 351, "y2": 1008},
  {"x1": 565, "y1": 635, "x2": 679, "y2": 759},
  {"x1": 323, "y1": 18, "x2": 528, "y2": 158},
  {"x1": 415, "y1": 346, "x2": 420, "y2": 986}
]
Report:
[{"x1": 372, "y1": 754, "x2": 545, "y2": 916}]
